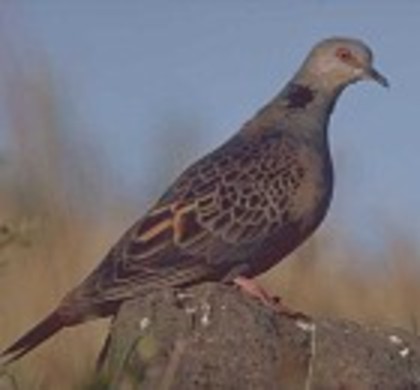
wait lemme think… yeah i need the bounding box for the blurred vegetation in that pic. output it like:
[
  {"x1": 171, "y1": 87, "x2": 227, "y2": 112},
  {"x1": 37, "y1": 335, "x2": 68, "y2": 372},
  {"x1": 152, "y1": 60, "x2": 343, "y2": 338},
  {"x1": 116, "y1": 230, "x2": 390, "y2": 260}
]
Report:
[{"x1": 0, "y1": 47, "x2": 418, "y2": 390}]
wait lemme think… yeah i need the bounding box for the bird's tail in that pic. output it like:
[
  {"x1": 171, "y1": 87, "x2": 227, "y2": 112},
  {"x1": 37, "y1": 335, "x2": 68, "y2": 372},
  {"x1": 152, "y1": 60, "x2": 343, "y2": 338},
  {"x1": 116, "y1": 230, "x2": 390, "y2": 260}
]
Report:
[{"x1": 0, "y1": 310, "x2": 64, "y2": 366}]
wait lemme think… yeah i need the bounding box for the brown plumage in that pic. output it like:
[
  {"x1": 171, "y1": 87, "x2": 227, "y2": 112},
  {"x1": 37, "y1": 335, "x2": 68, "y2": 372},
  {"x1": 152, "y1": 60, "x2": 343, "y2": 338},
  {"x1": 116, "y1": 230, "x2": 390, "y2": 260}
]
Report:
[{"x1": 1, "y1": 37, "x2": 388, "y2": 364}]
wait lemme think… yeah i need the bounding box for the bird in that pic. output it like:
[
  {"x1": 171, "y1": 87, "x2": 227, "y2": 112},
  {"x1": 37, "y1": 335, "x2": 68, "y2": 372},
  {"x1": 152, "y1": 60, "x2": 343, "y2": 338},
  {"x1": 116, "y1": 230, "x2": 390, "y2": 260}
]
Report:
[{"x1": 1, "y1": 37, "x2": 388, "y2": 365}]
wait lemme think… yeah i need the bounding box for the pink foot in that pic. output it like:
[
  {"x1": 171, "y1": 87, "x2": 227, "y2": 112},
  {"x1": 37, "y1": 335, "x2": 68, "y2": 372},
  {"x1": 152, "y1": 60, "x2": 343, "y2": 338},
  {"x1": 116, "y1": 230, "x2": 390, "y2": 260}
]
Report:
[{"x1": 233, "y1": 276, "x2": 309, "y2": 320}]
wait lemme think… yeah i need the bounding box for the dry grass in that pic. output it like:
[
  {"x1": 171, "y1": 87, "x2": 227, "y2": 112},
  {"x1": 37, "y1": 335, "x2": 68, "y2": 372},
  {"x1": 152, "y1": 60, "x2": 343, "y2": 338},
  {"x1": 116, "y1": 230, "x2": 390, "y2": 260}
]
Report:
[
  {"x1": 0, "y1": 56, "x2": 419, "y2": 390},
  {"x1": 261, "y1": 230, "x2": 420, "y2": 332}
]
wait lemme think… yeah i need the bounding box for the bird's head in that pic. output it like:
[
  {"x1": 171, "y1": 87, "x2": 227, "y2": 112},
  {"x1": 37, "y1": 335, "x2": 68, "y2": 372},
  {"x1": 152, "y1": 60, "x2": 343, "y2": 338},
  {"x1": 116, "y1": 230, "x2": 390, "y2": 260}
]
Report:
[{"x1": 301, "y1": 37, "x2": 388, "y2": 90}]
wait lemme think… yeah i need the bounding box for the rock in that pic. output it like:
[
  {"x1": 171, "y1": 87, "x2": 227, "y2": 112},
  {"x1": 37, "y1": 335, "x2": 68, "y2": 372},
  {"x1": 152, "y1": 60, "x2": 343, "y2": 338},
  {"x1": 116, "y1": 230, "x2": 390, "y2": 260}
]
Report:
[{"x1": 101, "y1": 283, "x2": 420, "y2": 390}]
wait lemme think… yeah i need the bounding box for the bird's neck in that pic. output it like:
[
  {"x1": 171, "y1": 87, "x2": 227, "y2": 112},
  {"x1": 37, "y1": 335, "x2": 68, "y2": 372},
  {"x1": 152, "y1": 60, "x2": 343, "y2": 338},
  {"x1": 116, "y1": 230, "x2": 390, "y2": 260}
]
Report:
[{"x1": 241, "y1": 75, "x2": 345, "y2": 147}]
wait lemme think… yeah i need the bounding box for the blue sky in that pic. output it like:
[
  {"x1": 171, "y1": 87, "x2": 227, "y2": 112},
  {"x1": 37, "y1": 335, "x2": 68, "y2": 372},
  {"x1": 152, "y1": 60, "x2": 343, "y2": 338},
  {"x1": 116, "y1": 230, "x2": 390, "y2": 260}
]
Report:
[{"x1": 0, "y1": 1, "x2": 419, "y2": 249}]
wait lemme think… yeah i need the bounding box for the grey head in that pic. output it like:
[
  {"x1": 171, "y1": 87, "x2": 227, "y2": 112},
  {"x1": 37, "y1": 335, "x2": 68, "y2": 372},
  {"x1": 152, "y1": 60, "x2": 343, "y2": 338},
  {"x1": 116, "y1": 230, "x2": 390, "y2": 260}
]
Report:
[{"x1": 296, "y1": 37, "x2": 388, "y2": 91}]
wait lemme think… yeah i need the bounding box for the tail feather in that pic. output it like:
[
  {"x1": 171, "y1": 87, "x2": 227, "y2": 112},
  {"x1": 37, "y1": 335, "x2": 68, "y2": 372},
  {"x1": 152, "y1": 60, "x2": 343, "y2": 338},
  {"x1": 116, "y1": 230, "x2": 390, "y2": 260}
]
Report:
[{"x1": 1, "y1": 310, "x2": 64, "y2": 365}]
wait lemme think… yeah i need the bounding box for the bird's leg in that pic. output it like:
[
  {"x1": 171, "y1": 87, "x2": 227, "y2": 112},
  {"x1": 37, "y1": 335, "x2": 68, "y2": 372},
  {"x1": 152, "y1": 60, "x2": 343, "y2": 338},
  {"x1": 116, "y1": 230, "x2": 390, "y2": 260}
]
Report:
[
  {"x1": 233, "y1": 276, "x2": 309, "y2": 320},
  {"x1": 233, "y1": 276, "x2": 279, "y2": 306}
]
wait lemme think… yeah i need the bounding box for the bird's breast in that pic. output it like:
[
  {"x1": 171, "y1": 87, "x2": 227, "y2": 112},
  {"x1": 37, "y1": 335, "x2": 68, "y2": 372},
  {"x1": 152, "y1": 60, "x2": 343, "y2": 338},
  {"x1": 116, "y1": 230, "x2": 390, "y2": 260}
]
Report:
[{"x1": 286, "y1": 144, "x2": 333, "y2": 232}]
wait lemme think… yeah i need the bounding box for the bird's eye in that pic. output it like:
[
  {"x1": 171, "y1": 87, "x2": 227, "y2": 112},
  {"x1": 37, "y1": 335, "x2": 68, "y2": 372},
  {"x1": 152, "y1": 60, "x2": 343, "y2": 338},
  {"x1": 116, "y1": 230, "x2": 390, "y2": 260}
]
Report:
[{"x1": 336, "y1": 47, "x2": 352, "y2": 61}]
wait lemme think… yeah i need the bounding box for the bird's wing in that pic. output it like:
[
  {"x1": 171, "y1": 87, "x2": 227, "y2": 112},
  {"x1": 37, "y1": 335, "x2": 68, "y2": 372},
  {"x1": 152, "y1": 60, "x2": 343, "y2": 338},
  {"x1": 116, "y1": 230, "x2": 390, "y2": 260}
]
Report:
[{"x1": 69, "y1": 132, "x2": 300, "y2": 305}]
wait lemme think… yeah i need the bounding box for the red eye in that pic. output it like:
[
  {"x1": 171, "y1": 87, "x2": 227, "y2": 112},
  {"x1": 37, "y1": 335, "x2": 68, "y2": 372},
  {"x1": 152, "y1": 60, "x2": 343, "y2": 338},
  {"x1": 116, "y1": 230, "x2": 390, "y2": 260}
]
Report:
[{"x1": 336, "y1": 47, "x2": 352, "y2": 61}]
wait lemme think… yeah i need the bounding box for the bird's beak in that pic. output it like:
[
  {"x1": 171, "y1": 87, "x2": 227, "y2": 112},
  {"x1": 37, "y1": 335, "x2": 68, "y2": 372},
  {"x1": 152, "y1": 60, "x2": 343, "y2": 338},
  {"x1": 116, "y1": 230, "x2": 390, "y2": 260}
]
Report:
[{"x1": 365, "y1": 67, "x2": 389, "y2": 88}]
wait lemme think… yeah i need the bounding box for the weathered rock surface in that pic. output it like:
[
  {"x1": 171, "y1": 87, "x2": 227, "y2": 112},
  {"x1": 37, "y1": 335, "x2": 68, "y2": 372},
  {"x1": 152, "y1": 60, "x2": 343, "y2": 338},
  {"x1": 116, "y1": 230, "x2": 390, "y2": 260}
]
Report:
[{"x1": 101, "y1": 283, "x2": 420, "y2": 389}]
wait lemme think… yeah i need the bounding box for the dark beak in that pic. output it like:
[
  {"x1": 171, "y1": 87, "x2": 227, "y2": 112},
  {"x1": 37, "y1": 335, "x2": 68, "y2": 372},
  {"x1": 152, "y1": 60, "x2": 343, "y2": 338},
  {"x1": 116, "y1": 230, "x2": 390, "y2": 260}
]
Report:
[{"x1": 366, "y1": 67, "x2": 389, "y2": 88}]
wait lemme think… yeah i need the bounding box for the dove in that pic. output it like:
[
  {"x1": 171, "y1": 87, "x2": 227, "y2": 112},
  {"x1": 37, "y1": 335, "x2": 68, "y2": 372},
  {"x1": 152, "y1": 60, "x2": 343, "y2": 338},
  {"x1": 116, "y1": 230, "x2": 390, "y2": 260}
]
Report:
[{"x1": 1, "y1": 37, "x2": 388, "y2": 364}]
